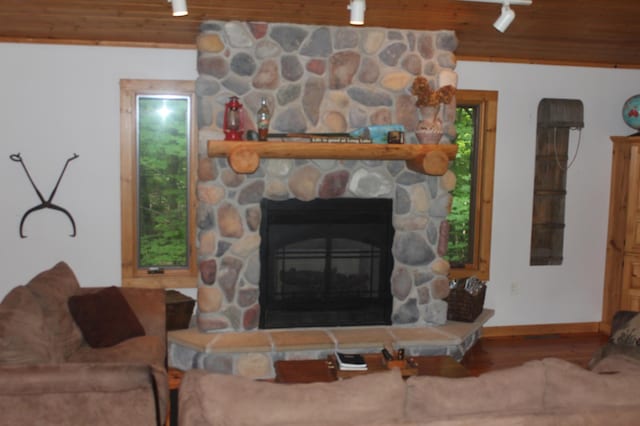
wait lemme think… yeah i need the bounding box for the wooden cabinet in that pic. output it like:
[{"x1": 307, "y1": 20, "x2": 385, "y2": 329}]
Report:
[{"x1": 602, "y1": 136, "x2": 640, "y2": 331}]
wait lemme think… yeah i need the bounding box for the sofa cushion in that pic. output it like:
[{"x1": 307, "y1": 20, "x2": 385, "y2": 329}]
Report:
[
  {"x1": 0, "y1": 286, "x2": 51, "y2": 364},
  {"x1": 25, "y1": 261, "x2": 84, "y2": 361},
  {"x1": 405, "y1": 359, "x2": 546, "y2": 421},
  {"x1": 68, "y1": 286, "x2": 145, "y2": 348},
  {"x1": 196, "y1": 369, "x2": 406, "y2": 425},
  {"x1": 611, "y1": 312, "x2": 640, "y2": 346},
  {"x1": 543, "y1": 357, "x2": 640, "y2": 410},
  {"x1": 0, "y1": 362, "x2": 155, "y2": 395}
]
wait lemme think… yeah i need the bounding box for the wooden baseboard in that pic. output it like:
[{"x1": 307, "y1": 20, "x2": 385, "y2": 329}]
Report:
[{"x1": 482, "y1": 322, "x2": 604, "y2": 338}]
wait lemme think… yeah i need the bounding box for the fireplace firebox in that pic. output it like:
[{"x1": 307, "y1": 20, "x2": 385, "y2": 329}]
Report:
[{"x1": 259, "y1": 198, "x2": 394, "y2": 329}]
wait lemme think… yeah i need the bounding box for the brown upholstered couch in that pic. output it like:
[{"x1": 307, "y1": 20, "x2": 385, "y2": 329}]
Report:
[
  {"x1": 179, "y1": 355, "x2": 640, "y2": 426},
  {"x1": 589, "y1": 310, "x2": 640, "y2": 368},
  {"x1": 0, "y1": 262, "x2": 168, "y2": 426}
]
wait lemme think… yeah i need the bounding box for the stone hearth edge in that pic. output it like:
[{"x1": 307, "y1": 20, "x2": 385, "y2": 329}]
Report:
[{"x1": 168, "y1": 309, "x2": 493, "y2": 379}]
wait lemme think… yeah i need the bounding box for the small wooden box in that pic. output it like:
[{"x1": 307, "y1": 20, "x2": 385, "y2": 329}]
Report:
[
  {"x1": 385, "y1": 359, "x2": 406, "y2": 369},
  {"x1": 384, "y1": 359, "x2": 418, "y2": 377},
  {"x1": 165, "y1": 290, "x2": 195, "y2": 331}
]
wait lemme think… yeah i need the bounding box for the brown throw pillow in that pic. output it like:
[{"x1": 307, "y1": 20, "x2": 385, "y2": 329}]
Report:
[{"x1": 68, "y1": 286, "x2": 145, "y2": 348}]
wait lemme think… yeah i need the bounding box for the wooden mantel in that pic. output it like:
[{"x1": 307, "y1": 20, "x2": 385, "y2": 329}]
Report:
[{"x1": 207, "y1": 141, "x2": 458, "y2": 175}]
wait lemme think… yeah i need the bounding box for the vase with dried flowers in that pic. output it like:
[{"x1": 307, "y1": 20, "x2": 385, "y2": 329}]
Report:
[{"x1": 411, "y1": 76, "x2": 456, "y2": 144}]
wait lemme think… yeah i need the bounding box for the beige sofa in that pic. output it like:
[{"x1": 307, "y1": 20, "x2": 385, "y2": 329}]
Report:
[
  {"x1": 0, "y1": 262, "x2": 168, "y2": 425},
  {"x1": 179, "y1": 355, "x2": 640, "y2": 426}
]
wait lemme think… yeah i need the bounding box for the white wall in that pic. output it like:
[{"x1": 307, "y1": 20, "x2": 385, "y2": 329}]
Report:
[
  {"x1": 0, "y1": 42, "x2": 638, "y2": 326},
  {"x1": 457, "y1": 61, "x2": 637, "y2": 326},
  {"x1": 0, "y1": 43, "x2": 197, "y2": 297}
]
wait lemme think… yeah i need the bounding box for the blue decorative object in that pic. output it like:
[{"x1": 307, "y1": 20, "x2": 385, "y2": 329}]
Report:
[
  {"x1": 622, "y1": 94, "x2": 640, "y2": 134},
  {"x1": 349, "y1": 124, "x2": 405, "y2": 144}
]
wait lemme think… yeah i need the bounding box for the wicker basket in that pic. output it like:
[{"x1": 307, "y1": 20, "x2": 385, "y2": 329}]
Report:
[
  {"x1": 445, "y1": 282, "x2": 486, "y2": 322},
  {"x1": 165, "y1": 290, "x2": 195, "y2": 330}
]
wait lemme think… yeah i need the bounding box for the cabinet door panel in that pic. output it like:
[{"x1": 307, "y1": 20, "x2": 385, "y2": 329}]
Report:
[
  {"x1": 625, "y1": 146, "x2": 640, "y2": 252},
  {"x1": 628, "y1": 289, "x2": 640, "y2": 311},
  {"x1": 622, "y1": 256, "x2": 640, "y2": 310}
]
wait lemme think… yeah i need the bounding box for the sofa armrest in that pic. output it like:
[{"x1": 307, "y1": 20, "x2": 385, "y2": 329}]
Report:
[
  {"x1": 179, "y1": 369, "x2": 210, "y2": 426},
  {"x1": 0, "y1": 363, "x2": 163, "y2": 426},
  {"x1": 0, "y1": 362, "x2": 157, "y2": 395}
]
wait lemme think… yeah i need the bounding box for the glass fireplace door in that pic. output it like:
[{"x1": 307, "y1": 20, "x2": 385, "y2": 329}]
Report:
[{"x1": 259, "y1": 198, "x2": 393, "y2": 329}]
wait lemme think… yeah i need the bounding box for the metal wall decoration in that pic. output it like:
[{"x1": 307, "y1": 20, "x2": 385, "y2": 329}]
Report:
[{"x1": 10, "y1": 153, "x2": 79, "y2": 238}]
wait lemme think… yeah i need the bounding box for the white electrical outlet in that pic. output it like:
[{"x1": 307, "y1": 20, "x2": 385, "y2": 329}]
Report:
[{"x1": 510, "y1": 282, "x2": 520, "y2": 295}]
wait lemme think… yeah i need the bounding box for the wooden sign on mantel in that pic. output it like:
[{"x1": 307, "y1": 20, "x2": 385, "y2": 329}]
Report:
[{"x1": 207, "y1": 140, "x2": 458, "y2": 176}]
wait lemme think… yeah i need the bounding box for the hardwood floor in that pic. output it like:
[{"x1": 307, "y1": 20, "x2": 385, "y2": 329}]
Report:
[{"x1": 460, "y1": 332, "x2": 610, "y2": 376}]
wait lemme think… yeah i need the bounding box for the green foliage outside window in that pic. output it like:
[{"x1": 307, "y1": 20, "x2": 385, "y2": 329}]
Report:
[
  {"x1": 448, "y1": 106, "x2": 476, "y2": 267},
  {"x1": 137, "y1": 96, "x2": 190, "y2": 268}
]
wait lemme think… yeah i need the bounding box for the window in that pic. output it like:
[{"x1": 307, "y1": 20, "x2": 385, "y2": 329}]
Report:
[
  {"x1": 120, "y1": 80, "x2": 197, "y2": 288},
  {"x1": 447, "y1": 90, "x2": 497, "y2": 280}
]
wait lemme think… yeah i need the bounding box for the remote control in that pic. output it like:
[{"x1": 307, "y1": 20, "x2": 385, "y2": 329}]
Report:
[{"x1": 381, "y1": 348, "x2": 394, "y2": 361}]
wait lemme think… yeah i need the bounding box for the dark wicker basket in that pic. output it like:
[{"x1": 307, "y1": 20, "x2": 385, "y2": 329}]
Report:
[{"x1": 445, "y1": 283, "x2": 486, "y2": 322}]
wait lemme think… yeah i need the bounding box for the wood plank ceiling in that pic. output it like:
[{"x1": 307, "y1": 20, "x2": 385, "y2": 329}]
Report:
[{"x1": 1, "y1": 0, "x2": 638, "y2": 68}]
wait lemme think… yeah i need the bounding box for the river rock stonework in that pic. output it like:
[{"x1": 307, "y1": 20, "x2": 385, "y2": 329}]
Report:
[{"x1": 196, "y1": 20, "x2": 459, "y2": 331}]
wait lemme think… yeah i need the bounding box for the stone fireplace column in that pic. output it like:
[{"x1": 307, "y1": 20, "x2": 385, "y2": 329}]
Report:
[{"x1": 195, "y1": 20, "x2": 459, "y2": 332}]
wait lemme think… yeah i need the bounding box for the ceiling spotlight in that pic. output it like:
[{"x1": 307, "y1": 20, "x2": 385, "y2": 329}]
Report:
[
  {"x1": 494, "y1": 3, "x2": 515, "y2": 32},
  {"x1": 168, "y1": 0, "x2": 188, "y2": 17},
  {"x1": 348, "y1": 0, "x2": 366, "y2": 25},
  {"x1": 459, "y1": 0, "x2": 532, "y2": 32}
]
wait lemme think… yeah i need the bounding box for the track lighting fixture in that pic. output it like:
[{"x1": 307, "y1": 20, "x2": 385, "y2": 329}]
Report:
[
  {"x1": 493, "y1": 3, "x2": 515, "y2": 32},
  {"x1": 459, "y1": 0, "x2": 532, "y2": 33},
  {"x1": 348, "y1": 0, "x2": 366, "y2": 25},
  {"x1": 168, "y1": 0, "x2": 188, "y2": 17}
]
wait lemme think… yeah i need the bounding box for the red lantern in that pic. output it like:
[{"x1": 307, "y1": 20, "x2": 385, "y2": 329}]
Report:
[{"x1": 223, "y1": 96, "x2": 244, "y2": 141}]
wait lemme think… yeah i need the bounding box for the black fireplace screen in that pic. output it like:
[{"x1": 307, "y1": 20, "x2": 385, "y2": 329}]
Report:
[{"x1": 259, "y1": 198, "x2": 394, "y2": 329}]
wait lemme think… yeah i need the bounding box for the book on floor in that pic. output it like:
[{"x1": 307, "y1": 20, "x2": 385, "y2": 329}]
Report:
[{"x1": 335, "y1": 352, "x2": 368, "y2": 371}]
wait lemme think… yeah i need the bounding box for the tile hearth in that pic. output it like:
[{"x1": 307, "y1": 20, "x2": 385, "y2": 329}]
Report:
[{"x1": 168, "y1": 309, "x2": 493, "y2": 379}]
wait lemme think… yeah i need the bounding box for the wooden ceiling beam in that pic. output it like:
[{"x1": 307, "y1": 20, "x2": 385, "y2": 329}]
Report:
[{"x1": 0, "y1": 0, "x2": 638, "y2": 68}]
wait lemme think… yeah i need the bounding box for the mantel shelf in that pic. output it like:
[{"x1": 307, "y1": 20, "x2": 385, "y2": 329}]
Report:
[{"x1": 207, "y1": 140, "x2": 458, "y2": 175}]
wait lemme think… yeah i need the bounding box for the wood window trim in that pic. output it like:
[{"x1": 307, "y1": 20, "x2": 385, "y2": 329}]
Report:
[
  {"x1": 448, "y1": 89, "x2": 497, "y2": 281},
  {"x1": 120, "y1": 79, "x2": 198, "y2": 288}
]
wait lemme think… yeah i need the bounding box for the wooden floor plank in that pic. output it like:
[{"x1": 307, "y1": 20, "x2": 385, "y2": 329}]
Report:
[{"x1": 461, "y1": 332, "x2": 610, "y2": 376}]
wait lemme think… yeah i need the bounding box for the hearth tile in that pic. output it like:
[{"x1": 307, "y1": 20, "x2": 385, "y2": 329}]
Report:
[
  {"x1": 207, "y1": 331, "x2": 272, "y2": 353},
  {"x1": 270, "y1": 329, "x2": 334, "y2": 351},
  {"x1": 389, "y1": 327, "x2": 457, "y2": 347},
  {"x1": 168, "y1": 328, "x2": 216, "y2": 352},
  {"x1": 330, "y1": 327, "x2": 395, "y2": 349},
  {"x1": 436, "y1": 309, "x2": 495, "y2": 340}
]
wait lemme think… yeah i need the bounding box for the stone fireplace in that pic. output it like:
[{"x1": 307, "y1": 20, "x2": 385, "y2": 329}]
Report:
[{"x1": 195, "y1": 20, "x2": 459, "y2": 332}]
